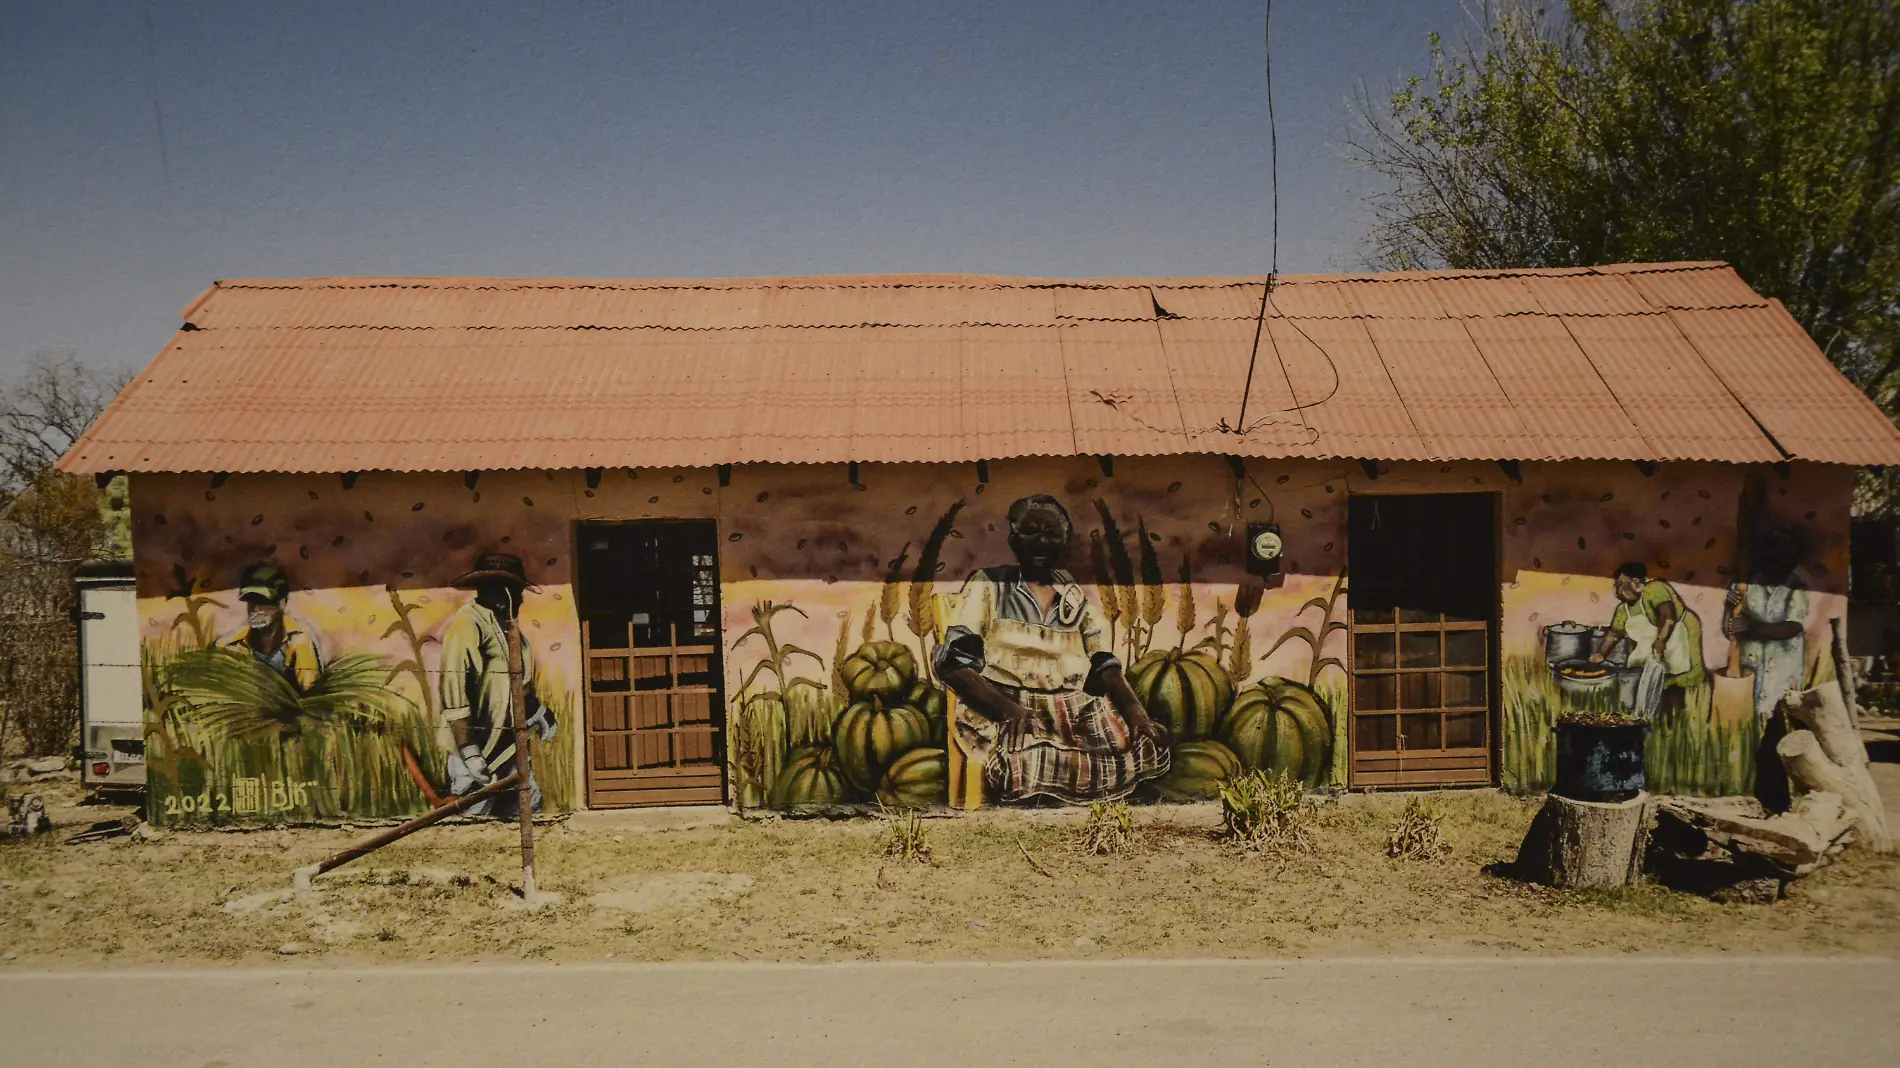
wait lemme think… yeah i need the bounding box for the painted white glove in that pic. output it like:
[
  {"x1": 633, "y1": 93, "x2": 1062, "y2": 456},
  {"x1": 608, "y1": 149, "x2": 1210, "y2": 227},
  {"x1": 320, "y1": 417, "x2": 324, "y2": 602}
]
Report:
[
  {"x1": 459, "y1": 745, "x2": 494, "y2": 787},
  {"x1": 527, "y1": 705, "x2": 557, "y2": 742}
]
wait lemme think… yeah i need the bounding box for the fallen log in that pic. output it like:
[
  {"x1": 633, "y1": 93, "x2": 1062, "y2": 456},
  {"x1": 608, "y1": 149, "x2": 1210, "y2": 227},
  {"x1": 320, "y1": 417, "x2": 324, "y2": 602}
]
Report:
[
  {"x1": 1514, "y1": 791, "x2": 1650, "y2": 889},
  {"x1": 1777, "y1": 729, "x2": 1891, "y2": 852},
  {"x1": 1653, "y1": 793, "x2": 1857, "y2": 877}
]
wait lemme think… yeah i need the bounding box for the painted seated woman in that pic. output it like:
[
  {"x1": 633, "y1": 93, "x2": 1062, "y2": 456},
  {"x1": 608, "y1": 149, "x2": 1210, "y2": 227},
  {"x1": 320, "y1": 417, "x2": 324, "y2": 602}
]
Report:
[{"x1": 933, "y1": 494, "x2": 1170, "y2": 803}]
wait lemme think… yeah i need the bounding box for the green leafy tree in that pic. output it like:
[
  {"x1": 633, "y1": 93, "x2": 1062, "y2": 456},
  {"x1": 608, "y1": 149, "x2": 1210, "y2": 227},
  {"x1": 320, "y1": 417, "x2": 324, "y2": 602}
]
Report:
[{"x1": 1351, "y1": 0, "x2": 1900, "y2": 505}]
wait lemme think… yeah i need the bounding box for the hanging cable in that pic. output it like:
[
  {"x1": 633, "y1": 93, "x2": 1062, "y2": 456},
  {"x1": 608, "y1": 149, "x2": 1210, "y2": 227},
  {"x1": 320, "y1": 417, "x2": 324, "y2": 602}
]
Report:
[{"x1": 1232, "y1": 0, "x2": 1278, "y2": 433}]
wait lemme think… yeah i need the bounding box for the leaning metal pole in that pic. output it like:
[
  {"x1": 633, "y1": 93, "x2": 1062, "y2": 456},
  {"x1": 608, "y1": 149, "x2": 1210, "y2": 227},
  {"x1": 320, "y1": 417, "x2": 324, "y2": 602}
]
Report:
[
  {"x1": 507, "y1": 612, "x2": 536, "y2": 898},
  {"x1": 290, "y1": 772, "x2": 523, "y2": 889}
]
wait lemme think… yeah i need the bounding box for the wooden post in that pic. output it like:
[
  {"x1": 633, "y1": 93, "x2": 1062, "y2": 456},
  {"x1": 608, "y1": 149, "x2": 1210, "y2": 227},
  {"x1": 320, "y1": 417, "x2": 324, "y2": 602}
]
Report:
[
  {"x1": 291, "y1": 773, "x2": 522, "y2": 889},
  {"x1": 1830, "y1": 617, "x2": 1862, "y2": 726},
  {"x1": 1721, "y1": 471, "x2": 1762, "y2": 680},
  {"x1": 508, "y1": 612, "x2": 536, "y2": 897}
]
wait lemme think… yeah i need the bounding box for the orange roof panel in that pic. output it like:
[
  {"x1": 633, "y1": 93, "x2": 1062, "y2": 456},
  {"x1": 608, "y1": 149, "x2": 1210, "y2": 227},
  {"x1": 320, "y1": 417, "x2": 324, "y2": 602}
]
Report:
[
  {"x1": 1669, "y1": 304, "x2": 1900, "y2": 465},
  {"x1": 1561, "y1": 313, "x2": 1783, "y2": 462},
  {"x1": 61, "y1": 265, "x2": 1895, "y2": 474},
  {"x1": 1362, "y1": 317, "x2": 1538, "y2": 459},
  {"x1": 1460, "y1": 315, "x2": 1651, "y2": 460}
]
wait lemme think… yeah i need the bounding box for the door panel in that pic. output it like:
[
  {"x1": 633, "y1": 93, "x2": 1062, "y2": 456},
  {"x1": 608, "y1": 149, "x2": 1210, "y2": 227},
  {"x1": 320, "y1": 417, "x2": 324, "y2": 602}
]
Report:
[
  {"x1": 1346, "y1": 494, "x2": 1497, "y2": 788},
  {"x1": 577, "y1": 521, "x2": 725, "y2": 807}
]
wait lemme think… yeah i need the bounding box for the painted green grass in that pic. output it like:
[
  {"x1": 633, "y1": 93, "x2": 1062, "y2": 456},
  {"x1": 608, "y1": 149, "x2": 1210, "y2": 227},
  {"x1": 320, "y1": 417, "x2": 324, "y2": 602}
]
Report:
[
  {"x1": 1499, "y1": 654, "x2": 1756, "y2": 797},
  {"x1": 144, "y1": 643, "x2": 578, "y2": 826}
]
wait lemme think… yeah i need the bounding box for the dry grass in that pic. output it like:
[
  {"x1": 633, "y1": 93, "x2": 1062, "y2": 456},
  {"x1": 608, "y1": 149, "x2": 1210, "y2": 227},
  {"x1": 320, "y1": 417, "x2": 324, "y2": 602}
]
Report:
[
  {"x1": 1385, "y1": 796, "x2": 1450, "y2": 861},
  {"x1": 879, "y1": 805, "x2": 933, "y2": 865},
  {"x1": 1077, "y1": 802, "x2": 1139, "y2": 857},
  {"x1": 3, "y1": 780, "x2": 1900, "y2": 966},
  {"x1": 1217, "y1": 770, "x2": 1316, "y2": 854}
]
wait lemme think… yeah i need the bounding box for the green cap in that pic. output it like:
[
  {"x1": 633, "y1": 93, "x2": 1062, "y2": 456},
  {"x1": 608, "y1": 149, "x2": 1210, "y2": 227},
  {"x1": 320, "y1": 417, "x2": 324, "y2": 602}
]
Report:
[{"x1": 237, "y1": 563, "x2": 291, "y2": 604}]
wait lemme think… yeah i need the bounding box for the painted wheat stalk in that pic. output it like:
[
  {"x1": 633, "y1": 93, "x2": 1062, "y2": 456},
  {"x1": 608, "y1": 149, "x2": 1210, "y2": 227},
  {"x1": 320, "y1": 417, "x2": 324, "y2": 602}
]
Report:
[
  {"x1": 907, "y1": 500, "x2": 965, "y2": 650},
  {"x1": 1136, "y1": 520, "x2": 1165, "y2": 659}
]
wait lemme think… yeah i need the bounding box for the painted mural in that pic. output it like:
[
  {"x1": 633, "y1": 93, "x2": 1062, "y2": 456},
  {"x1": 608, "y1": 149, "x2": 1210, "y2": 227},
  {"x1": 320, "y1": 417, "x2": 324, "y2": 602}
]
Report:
[
  {"x1": 141, "y1": 546, "x2": 575, "y2": 826},
  {"x1": 125, "y1": 457, "x2": 1852, "y2": 822}
]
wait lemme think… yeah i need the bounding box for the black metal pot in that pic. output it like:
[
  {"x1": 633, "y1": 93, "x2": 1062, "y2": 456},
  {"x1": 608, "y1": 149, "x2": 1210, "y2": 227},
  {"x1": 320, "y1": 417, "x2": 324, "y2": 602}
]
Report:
[{"x1": 1553, "y1": 720, "x2": 1648, "y2": 802}]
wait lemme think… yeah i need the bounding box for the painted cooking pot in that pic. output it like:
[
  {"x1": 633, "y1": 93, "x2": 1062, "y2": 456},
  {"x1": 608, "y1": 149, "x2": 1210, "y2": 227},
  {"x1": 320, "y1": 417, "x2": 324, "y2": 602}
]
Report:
[
  {"x1": 1553, "y1": 720, "x2": 1648, "y2": 802},
  {"x1": 1550, "y1": 657, "x2": 1620, "y2": 698},
  {"x1": 1543, "y1": 620, "x2": 1594, "y2": 664}
]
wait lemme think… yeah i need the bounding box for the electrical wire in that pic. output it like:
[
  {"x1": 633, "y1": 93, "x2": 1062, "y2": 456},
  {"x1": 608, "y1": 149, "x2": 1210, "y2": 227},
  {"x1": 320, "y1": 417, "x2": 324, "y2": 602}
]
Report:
[
  {"x1": 1233, "y1": 0, "x2": 1279, "y2": 433},
  {"x1": 1224, "y1": 0, "x2": 1344, "y2": 439}
]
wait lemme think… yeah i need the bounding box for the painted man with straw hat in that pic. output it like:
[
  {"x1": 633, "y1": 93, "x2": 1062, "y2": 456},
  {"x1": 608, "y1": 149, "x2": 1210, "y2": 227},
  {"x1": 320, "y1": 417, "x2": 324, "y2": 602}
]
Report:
[{"x1": 438, "y1": 552, "x2": 556, "y2": 817}]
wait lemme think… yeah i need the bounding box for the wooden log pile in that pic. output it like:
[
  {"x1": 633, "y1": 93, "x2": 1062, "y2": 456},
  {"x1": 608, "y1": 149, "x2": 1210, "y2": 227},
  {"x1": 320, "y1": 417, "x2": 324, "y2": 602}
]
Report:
[
  {"x1": 1516, "y1": 678, "x2": 1887, "y2": 900},
  {"x1": 1648, "y1": 793, "x2": 1857, "y2": 902},
  {"x1": 1777, "y1": 682, "x2": 1891, "y2": 853}
]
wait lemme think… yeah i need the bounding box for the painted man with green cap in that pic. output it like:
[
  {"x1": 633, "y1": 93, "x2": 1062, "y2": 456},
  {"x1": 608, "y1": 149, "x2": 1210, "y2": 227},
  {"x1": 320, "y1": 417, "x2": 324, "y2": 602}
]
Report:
[
  {"x1": 438, "y1": 551, "x2": 556, "y2": 817},
  {"x1": 220, "y1": 563, "x2": 323, "y2": 690}
]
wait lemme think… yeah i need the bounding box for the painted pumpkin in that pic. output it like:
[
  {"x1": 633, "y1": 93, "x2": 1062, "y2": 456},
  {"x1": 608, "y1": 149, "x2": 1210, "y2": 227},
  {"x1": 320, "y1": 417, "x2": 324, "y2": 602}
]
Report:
[
  {"x1": 832, "y1": 696, "x2": 931, "y2": 794},
  {"x1": 1153, "y1": 740, "x2": 1242, "y2": 801},
  {"x1": 1219, "y1": 678, "x2": 1332, "y2": 787},
  {"x1": 767, "y1": 744, "x2": 850, "y2": 810},
  {"x1": 906, "y1": 679, "x2": 949, "y2": 747},
  {"x1": 1128, "y1": 648, "x2": 1233, "y2": 742},
  {"x1": 840, "y1": 640, "x2": 918, "y2": 700},
  {"x1": 876, "y1": 747, "x2": 947, "y2": 809}
]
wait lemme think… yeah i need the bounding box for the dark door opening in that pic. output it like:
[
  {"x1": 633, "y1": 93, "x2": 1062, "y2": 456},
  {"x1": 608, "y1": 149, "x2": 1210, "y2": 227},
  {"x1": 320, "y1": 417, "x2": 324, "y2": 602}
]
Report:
[
  {"x1": 1346, "y1": 494, "x2": 1497, "y2": 788},
  {"x1": 575, "y1": 521, "x2": 726, "y2": 808}
]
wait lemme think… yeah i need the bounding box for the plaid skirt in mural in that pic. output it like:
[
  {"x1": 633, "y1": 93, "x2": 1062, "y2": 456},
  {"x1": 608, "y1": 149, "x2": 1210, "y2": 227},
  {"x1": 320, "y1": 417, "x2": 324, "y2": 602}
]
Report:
[{"x1": 956, "y1": 687, "x2": 1171, "y2": 804}]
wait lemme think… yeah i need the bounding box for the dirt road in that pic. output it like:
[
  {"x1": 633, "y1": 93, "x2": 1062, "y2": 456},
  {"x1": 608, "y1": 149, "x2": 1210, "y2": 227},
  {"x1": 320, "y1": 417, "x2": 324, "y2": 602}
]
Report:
[{"x1": 4, "y1": 957, "x2": 1895, "y2": 1067}]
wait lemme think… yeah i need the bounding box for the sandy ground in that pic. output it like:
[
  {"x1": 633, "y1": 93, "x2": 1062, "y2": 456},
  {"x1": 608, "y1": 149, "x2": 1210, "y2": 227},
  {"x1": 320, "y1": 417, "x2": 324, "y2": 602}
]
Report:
[
  {"x1": 4, "y1": 958, "x2": 1897, "y2": 1068},
  {"x1": 3, "y1": 770, "x2": 1898, "y2": 965}
]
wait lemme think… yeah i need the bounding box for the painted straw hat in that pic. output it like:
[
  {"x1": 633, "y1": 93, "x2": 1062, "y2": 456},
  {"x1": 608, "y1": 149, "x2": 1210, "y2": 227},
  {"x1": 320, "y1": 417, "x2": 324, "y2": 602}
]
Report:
[{"x1": 450, "y1": 552, "x2": 537, "y2": 591}]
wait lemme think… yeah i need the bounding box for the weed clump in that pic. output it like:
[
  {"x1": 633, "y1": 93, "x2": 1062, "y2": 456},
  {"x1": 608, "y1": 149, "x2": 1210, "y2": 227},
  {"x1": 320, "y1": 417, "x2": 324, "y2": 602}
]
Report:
[
  {"x1": 1079, "y1": 802, "x2": 1138, "y2": 856},
  {"x1": 879, "y1": 805, "x2": 933, "y2": 864},
  {"x1": 1384, "y1": 796, "x2": 1449, "y2": 861},
  {"x1": 1217, "y1": 770, "x2": 1315, "y2": 854}
]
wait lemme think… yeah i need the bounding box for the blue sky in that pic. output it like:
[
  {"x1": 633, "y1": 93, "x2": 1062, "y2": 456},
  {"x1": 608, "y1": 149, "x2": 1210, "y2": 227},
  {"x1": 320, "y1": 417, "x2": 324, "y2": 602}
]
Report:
[{"x1": 0, "y1": 1, "x2": 1472, "y2": 374}]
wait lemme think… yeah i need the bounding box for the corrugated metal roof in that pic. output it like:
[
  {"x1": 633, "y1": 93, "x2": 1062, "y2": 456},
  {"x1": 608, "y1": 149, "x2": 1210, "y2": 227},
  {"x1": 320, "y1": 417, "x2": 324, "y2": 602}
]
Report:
[{"x1": 60, "y1": 263, "x2": 1900, "y2": 474}]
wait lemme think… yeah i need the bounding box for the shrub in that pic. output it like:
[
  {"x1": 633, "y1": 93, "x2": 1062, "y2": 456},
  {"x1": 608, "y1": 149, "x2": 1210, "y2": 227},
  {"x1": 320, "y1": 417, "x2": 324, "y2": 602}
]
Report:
[
  {"x1": 1079, "y1": 801, "x2": 1138, "y2": 856},
  {"x1": 1217, "y1": 769, "x2": 1315, "y2": 854},
  {"x1": 1384, "y1": 796, "x2": 1450, "y2": 861},
  {"x1": 878, "y1": 804, "x2": 933, "y2": 864}
]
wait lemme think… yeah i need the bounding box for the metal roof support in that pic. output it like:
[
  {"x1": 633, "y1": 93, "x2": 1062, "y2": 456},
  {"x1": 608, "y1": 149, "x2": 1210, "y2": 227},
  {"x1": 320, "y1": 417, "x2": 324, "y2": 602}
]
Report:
[
  {"x1": 584, "y1": 468, "x2": 603, "y2": 490},
  {"x1": 340, "y1": 472, "x2": 359, "y2": 490},
  {"x1": 1635, "y1": 461, "x2": 1658, "y2": 477},
  {"x1": 1497, "y1": 460, "x2": 1523, "y2": 484},
  {"x1": 975, "y1": 460, "x2": 989, "y2": 484},
  {"x1": 1358, "y1": 459, "x2": 1382, "y2": 481},
  {"x1": 848, "y1": 461, "x2": 861, "y2": 489},
  {"x1": 464, "y1": 471, "x2": 480, "y2": 490},
  {"x1": 209, "y1": 472, "x2": 228, "y2": 488},
  {"x1": 1097, "y1": 455, "x2": 1115, "y2": 478},
  {"x1": 717, "y1": 464, "x2": 731, "y2": 487}
]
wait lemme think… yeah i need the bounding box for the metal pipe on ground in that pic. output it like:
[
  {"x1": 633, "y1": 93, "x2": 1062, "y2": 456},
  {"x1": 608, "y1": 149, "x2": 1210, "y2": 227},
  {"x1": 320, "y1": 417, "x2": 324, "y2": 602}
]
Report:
[{"x1": 290, "y1": 773, "x2": 523, "y2": 890}]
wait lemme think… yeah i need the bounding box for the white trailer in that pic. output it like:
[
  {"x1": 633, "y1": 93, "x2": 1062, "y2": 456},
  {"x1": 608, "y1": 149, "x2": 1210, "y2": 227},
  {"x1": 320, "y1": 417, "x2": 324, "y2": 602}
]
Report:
[{"x1": 74, "y1": 562, "x2": 142, "y2": 793}]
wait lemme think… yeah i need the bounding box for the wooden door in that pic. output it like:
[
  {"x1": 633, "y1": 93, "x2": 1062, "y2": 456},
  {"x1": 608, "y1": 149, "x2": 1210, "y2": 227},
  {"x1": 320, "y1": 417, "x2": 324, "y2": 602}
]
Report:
[
  {"x1": 576, "y1": 521, "x2": 725, "y2": 807},
  {"x1": 1346, "y1": 494, "x2": 1497, "y2": 788}
]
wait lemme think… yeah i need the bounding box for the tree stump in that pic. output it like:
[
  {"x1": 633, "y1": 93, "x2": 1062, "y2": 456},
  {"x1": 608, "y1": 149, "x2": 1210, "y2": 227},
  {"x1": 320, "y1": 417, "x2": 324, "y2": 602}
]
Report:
[{"x1": 1515, "y1": 791, "x2": 1651, "y2": 889}]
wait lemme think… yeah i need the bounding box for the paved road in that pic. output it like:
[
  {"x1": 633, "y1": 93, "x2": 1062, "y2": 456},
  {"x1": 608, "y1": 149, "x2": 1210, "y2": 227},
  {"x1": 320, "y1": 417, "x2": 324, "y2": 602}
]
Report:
[{"x1": 4, "y1": 957, "x2": 1896, "y2": 1067}]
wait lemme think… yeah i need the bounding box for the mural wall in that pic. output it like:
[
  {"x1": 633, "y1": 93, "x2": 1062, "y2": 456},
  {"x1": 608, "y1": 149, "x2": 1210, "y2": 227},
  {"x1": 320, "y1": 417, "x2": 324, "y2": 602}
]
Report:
[{"x1": 127, "y1": 457, "x2": 1851, "y2": 823}]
